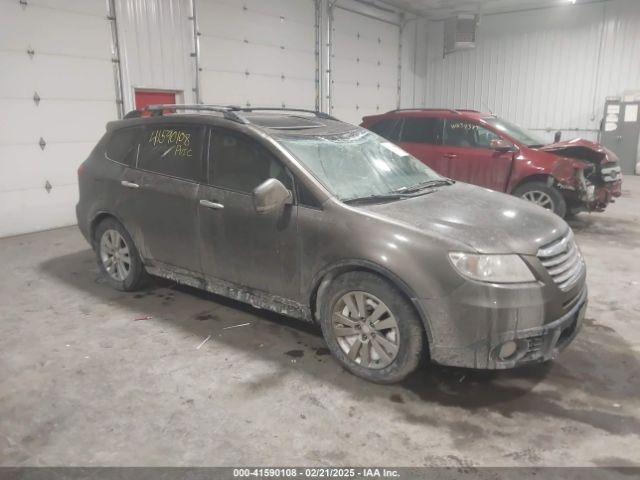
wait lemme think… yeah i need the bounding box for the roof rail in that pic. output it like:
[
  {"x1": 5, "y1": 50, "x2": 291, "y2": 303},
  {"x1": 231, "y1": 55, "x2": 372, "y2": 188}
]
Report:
[
  {"x1": 122, "y1": 104, "x2": 339, "y2": 124},
  {"x1": 238, "y1": 107, "x2": 338, "y2": 121},
  {"x1": 123, "y1": 104, "x2": 249, "y2": 124},
  {"x1": 385, "y1": 108, "x2": 482, "y2": 115},
  {"x1": 385, "y1": 108, "x2": 460, "y2": 114}
]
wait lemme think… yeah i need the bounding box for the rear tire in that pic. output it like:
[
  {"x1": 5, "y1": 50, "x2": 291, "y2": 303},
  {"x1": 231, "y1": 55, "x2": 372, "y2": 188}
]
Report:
[
  {"x1": 94, "y1": 217, "x2": 146, "y2": 291},
  {"x1": 318, "y1": 271, "x2": 425, "y2": 384},
  {"x1": 513, "y1": 181, "x2": 567, "y2": 217}
]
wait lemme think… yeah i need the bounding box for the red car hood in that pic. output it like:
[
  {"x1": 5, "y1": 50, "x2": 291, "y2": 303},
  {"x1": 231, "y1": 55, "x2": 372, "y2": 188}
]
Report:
[{"x1": 538, "y1": 138, "x2": 620, "y2": 164}]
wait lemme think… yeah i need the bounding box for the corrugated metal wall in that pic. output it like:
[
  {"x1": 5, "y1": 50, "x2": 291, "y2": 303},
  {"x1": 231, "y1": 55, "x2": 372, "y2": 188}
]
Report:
[
  {"x1": 424, "y1": 0, "x2": 640, "y2": 144},
  {"x1": 115, "y1": 0, "x2": 196, "y2": 112},
  {"x1": 400, "y1": 17, "x2": 428, "y2": 109}
]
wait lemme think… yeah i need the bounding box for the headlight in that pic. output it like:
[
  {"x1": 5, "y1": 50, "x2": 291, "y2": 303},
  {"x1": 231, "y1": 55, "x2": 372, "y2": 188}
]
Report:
[{"x1": 448, "y1": 253, "x2": 535, "y2": 283}]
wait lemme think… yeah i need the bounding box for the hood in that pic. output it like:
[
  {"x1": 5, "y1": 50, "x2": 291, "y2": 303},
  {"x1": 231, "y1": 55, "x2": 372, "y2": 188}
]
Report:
[
  {"x1": 538, "y1": 138, "x2": 619, "y2": 165},
  {"x1": 360, "y1": 183, "x2": 568, "y2": 255}
]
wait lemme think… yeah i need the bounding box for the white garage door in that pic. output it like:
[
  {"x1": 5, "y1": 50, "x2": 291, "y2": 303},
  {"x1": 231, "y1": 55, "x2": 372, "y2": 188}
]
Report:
[
  {"x1": 331, "y1": 7, "x2": 399, "y2": 125},
  {"x1": 197, "y1": 0, "x2": 317, "y2": 109},
  {"x1": 0, "y1": 0, "x2": 116, "y2": 237}
]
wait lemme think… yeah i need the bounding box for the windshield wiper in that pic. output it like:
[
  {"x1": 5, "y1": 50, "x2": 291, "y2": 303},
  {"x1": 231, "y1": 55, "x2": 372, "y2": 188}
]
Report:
[
  {"x1": 342, "y1": 193, "x2": 408, "y2": 204},
  {"x1": 394, "y1": 178, "x2": 455, "y2": 194}
]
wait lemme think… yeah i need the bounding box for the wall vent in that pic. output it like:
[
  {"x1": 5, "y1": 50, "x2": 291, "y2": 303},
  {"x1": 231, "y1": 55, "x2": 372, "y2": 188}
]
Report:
[{"x1": 444, "y1": 15, "x2": 478, "y2": 56}]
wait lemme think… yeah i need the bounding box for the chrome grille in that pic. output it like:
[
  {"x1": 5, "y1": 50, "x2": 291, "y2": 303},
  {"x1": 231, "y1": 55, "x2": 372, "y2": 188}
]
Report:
[{"x1": 537, "y1": 230, "x2": 585, "y2": 291}]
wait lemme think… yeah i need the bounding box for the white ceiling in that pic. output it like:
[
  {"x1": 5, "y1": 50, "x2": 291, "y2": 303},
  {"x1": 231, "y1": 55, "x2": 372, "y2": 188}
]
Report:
[{"x1": 380, "y1": 0, "x2": 585, "y2": 19}]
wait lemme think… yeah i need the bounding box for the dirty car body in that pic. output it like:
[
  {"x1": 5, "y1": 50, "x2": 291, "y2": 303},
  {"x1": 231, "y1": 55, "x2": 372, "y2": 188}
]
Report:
[
  {"x1": 361, "y1": 109, "x2": 622, "y2": 216},
  {"x1": 76, "y1": 106, "x2": 587, "y2": 382}
]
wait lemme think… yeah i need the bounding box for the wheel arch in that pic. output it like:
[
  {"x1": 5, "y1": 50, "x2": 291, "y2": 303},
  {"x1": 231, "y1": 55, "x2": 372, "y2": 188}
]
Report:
[
  {"x1": 510, "y1": 174, "x2": 554, "y2": 194},
  {"x1": 308, "y1": 259, "x2": 434, "y2": 346},
  {"x1": 89, "y1": 211, "x2": 126, "y2": 246}
]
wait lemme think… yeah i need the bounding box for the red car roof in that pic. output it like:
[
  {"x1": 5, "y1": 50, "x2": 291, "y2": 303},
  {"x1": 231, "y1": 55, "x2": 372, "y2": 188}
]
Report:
[{"x1": 361, "y1": 108, "x2": 491, "y2": 125}]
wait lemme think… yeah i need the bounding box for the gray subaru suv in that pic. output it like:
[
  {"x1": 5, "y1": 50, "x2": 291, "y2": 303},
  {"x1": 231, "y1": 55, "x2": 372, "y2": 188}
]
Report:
[{"x1": 76, "y1": 105, "x2": 587, "y2": 383}]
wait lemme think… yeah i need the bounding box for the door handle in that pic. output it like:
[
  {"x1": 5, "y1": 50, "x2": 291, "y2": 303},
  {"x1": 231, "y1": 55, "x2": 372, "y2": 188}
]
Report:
[
  {"x1": 443, "y1": 153, "x2": 457, "y2": 159},
  {"x1": 121, "y1": 180, "x2": 140, "y2": 189},
  {"x1": 199, "y1": 199, "x2": 224, "y2": 210}
]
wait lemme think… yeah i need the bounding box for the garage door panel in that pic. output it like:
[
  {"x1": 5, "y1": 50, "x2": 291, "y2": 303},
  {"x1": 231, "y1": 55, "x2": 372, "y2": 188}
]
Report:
[
  {"x1": 333, "y1": 61, "x2": 395, "y2": 87},
  {"x1": 199, "y1": 37, "x2": 248, "y2": 71},
  {"x1": 0, "y1": 52, "x2": 113, "y2": 100},
  {"x1": 0, "y1": 100, "x2": 114, "y2": 145},
  {"x1": 331, "y1": 7, "x2": 399, "y2": 125},
  {"x1": 333, "y1": 36, "x2": 398, "y2": 64},
  {"x1": 0, "y1": 185, "x2": 78, "y2": 238},
  {"x1": 0, "y1": 2, "x2": 111, "y2": 60},
  {"x1": 25, "y1": 0, "x2": 106, "y2": 17},
  {"x1": 203, "y1": 39, "x2": 312, "y2": 77},
  {"x1": 199, "y1": 71, "x2": 247, "y2": 106},
  {"x1": 198, "y1": 0, "x2": 316, "y2": 109},
  {"x1": 331, "y1": 107, "x2": 367, "y2": 126},
  {"x1": 247, "y1": 75, "x2": 313, "y2": 107},
  {"x1": 201, "y1": 69, "x2": 314, "y2": 109},
  {"x1": 198, "y1": 2, "x2": 314, "y2": 49},
  {"x1": 0, "y1": 0, "x2": 114, "y2": 236},
  {"x1": 0, "y1": 143, "x2": 93, "y2": 192},
  {"x1": 333, "y1": 84, "x2": 393, "y2": 110},
  {"x1": 244, "y1": 0, "x2": 313, "y2": 24},
  {"x1": 197, "y1": 2, "x2": 245, "y2": 40}
]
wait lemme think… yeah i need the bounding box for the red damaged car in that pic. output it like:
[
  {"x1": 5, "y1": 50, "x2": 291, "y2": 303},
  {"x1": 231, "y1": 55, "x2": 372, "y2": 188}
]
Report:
[{"x1": 361, "y1": 109, "x2": 622, "y2": 217}]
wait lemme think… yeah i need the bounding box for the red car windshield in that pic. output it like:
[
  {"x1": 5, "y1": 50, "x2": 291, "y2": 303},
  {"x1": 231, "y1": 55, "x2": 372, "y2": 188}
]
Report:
[{"x1": 483, "y1": 117, "x2": 546, "y2": 148}]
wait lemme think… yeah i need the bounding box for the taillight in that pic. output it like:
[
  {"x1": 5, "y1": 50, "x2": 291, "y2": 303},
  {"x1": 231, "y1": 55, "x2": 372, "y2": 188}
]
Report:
[{"x1": 77, "y1": 163, "x2": 85, "y2": 177}]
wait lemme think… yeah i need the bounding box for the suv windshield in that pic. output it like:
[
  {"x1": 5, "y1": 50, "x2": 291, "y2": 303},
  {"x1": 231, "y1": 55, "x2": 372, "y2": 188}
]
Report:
[
  {"x1": 277, "y1": 130, "x2": 443, "y2": 201},
  {"x1": 483, "y1": 117, "x2": 546, "y2": 147}
]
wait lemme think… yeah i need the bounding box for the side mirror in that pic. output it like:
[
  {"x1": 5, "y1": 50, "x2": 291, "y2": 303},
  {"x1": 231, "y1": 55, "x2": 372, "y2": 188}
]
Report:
[
  {"x1": 554, "y1": 130, "x2": 562, "y2": 143},
  {"x1": 252, "y1": 178, "x2": 292, "y2": 215},
  {"x1": 490, "y1": 138, "x2": 516, "y2": 153}
]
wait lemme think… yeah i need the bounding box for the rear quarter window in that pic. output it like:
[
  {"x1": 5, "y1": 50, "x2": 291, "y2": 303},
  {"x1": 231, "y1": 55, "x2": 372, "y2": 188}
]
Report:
[
  {"x1": 138, "y1": 125, "x2": 206, "y2": 181},
  {"x1": 368, "y1": 118, "x2": 402, "y2": 141},
  {"x1": 105, "y1": 127, "x2": 144, "y2": 165}
]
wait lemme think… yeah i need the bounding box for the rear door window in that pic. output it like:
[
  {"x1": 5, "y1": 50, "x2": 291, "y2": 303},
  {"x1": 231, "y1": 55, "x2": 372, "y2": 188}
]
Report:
[
  {"x1": 105, "y1": 127, "x2": 143, "y2": 166},
  {"x1": 368, "y1": 118, "x2": 402, "y2": 141},
  {"x1": 138, "y1": 125, "x2": 206, "y2": 181},
  {"x1": 400, "y1": 117, "x2": 443, "y2": 144},
  {"x1": 209, "y1": 129, "x2": 292, "y2": 193},
  {"x1": 444, "y1": 120, "x2": 501, "y2": 149}
]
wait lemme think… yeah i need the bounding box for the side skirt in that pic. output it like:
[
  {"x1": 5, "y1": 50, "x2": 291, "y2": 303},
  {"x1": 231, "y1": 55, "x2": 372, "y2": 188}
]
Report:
[{"x1": 145, "y1": 264, "x2": 313, "y2": 323}]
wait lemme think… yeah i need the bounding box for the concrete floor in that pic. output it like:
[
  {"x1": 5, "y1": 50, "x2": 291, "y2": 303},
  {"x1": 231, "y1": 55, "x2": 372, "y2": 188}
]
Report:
[{"x1": 1, "y1": 178, "x2": 639, "y2": 468}]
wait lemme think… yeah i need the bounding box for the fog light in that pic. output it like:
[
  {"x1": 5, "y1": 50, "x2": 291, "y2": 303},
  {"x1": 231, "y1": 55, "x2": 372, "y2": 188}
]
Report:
[{"x1": 497, "y1": 340, "x2": 518, "y2": 360}]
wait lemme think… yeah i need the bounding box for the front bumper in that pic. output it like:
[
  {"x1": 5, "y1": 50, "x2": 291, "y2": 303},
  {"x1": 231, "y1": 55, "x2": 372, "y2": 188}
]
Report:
[
  {"x1": 589, "y1": 179, "x2": 622, "y2": 211},
  {"x1": 417, "y1": 280, "x2": 587, "y2": 370}
]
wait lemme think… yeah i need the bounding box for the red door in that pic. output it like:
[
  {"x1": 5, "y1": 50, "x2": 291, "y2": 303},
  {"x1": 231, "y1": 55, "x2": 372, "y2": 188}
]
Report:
[
  {"x1": 442, "y1": 119, "x2": 514, "y2": 192},
  {"x1": 134, "y1": 90, "x2": 177, "y2": 113}
]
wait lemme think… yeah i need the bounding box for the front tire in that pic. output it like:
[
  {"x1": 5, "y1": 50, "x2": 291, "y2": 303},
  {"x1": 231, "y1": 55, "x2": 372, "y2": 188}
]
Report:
[
  {"x1": 319, "y1": 272, "x2": 425, "y2": 384},
  {"x1": 513, "y1": 181, "x2": 567, "y2": 217},
  {"x1": 94, "y1": 217, "x2": 146, "y2": 291}
]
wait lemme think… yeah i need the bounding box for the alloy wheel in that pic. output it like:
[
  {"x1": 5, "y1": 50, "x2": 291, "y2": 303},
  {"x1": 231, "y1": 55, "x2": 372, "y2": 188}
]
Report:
[
  {"x1": 99, "y1": 229, "x2": 131, "y2": 282},
  {"x1": 522, "y1": 190, "x2": 555, "y2": 210},
  {"x1": 331, "y1": 291, "x2": 400, "y2": 369}
]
